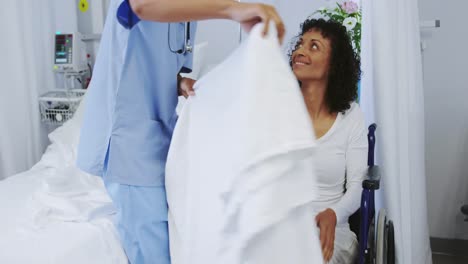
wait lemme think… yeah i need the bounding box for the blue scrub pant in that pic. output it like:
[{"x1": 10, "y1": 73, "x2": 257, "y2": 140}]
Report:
[{"x1": 105, "y1": 181, "x2": 171, "y2": 264}]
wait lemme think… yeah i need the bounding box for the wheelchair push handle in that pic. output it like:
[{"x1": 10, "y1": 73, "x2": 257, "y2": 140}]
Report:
[
  {"x1": 368, "y1": 124, "x2": 377, "y2": 167},
  {"x1": 363, "y1": 124, "x2": 380, "y2": 190}
]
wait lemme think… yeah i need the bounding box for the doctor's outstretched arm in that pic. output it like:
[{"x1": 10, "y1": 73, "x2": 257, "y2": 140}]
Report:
[{"x1": 129, "y1": 0, "x2": 285, "y2": 43}]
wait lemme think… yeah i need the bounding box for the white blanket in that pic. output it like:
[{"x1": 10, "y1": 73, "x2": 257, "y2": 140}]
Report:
[
  {"x1": 0, "y1": 95, "x2": 127, "y2": 264},
  {"x1": 166, "y1": 23, "x2": 323, "y2": 264},
  {"x1": 31, "y1": 166, "x2": 115, "y2": 227}
]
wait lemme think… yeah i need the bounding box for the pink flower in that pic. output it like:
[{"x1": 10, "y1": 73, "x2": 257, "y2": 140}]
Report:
[{"x1": 341, "y1": 1, "x2": 359, "y2": 14}]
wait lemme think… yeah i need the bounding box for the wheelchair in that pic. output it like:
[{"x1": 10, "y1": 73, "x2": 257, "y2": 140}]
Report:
[{"x1": 349, "y1": 124, "x2": 396, "y2": 264}]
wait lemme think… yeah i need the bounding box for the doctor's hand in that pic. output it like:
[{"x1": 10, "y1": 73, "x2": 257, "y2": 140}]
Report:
[
  {"x1": 316, "y1": 208, "x2": 337, "y2": 263},
  {"x1": 178, "y1": 76, "x2": 196, "y2": 98},
  {"x1": 228, "y1": 3, "x2": 285, "y2": 44}
]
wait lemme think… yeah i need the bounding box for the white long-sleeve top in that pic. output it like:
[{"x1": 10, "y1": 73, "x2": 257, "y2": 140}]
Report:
[{"x1": 312, "y1": 102, "x2": 368, "y2": 226}]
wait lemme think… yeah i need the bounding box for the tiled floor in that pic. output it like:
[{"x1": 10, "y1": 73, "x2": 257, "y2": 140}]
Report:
[{"x1": 433, "y1": 253, "x2": 468, "y2": 264}]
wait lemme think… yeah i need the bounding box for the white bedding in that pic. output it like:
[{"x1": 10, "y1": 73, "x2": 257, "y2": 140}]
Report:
[
  {"x1": 0, "y1": 40, "x2": 209, "y2": 264},
  {"x1": 0, "y1": 97, "x2": 127, "y2": 264}
]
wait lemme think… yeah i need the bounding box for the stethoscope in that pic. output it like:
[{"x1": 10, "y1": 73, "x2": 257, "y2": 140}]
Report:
[
  {"x1": 117, "y1": 0, "x2": 193, "y2": 54},
  {"x1": 168, "y1": 22, "x2": 193, "y2": 54}
]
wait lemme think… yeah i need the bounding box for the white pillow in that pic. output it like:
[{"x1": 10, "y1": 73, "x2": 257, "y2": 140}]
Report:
[{"x1": 34, "y1": 94, "x2": 87, "y2": 170}]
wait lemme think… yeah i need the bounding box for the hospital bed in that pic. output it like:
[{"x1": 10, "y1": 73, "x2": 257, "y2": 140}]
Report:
[
  {"x1": 349, "y1": 124, "x2": 396, "y2": 264},
  {"x1": 0, "y1": 100, "x2": 128, "y2": 264}
]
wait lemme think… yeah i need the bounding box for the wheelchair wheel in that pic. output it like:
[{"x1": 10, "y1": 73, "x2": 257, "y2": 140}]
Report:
[
  {"x1": 376, "y1": 209, "x2": 387, "y2": 264},
  {"x1": 387, "y1": 220, "x2": 395, "y2": 264}
]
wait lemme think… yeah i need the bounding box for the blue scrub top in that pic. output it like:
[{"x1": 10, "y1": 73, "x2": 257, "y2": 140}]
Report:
[{"x1": 77, "y1": 0, "x2": 196, "y2": 186}]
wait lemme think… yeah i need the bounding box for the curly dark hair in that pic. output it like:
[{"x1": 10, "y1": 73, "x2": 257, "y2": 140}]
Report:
[{"x1": 288, "y1": 18, "x2": 361, "y2": 113}]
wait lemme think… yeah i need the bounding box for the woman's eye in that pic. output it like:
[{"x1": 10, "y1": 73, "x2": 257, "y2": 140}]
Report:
[{"x1": 311, "y1": 44, "x2": 318, "y2": 50}]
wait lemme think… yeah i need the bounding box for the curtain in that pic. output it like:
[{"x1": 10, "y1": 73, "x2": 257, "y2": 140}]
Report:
[
  {"x1": 0, "y1": 1, "x2": 77, "y2": 179},
  {"x1": 361, "y1": 0, "x2": 432, "y2": 263}
]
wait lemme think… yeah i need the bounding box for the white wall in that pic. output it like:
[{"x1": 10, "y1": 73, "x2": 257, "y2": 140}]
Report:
[
  {"x1": 77, "y1": 0, "x2": 334, "y2": 76},
  {"x1": 77, "y1": 0, "x2": 108, "y2": 66},
  {"x1": 419, "y1": 0, "x2": 468, "y2": 239},
  {"x1": 195, "y1": 0, "x2": 335, "y2": 73}
]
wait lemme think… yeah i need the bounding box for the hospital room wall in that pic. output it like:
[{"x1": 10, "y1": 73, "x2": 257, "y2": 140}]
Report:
[
  {"x1": 0, "y1": 1, "x2": 80, "y2": 179},
  {"x1": 77, "y1": 0, "x2": 109, "y2": 66},
  {"x1": 419, "y1": 0, "x2": 468, "y2": 240},
  {"x1": 194, "y1": 0, "x2": 334, "y2": 74}
]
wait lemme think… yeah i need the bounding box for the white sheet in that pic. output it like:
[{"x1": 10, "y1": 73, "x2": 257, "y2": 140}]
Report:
[
  {"x1": 0, "y1": 95, "x2": 127, "y2": 264},
  {"x1": 166, "y1": 23, "x2": 323, "y2": 264},
  {"x1": 31, "y1": 166, "x2": 115, "y2": 227}
]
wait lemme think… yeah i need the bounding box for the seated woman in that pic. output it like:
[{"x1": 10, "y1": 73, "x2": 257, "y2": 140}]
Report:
[{"x1": 289, "y1": 18, "x2": 367, "y2": 263}]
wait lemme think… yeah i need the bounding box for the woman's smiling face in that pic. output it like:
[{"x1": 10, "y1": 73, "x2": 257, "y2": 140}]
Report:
[{"x1": 291, "y1": 29, "x2": 332, "y2": 84}]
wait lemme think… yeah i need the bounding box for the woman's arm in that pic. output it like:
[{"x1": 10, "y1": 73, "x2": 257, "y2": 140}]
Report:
[
  {"x1": 330, "y1": 110, "x2": 368, "y2": 225},
  {"x1": 129, "y1": 0, "x2": 285, "y2": 42},
  {"x1": 316, "y1": 107, "x2": 368, "y2": 262},
  {"x1": 316, "y1": 109, "x2": 367, "y2": 261}
]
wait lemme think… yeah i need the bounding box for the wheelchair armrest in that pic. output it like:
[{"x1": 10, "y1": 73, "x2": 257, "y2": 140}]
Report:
[
  {"x1": 363, "y1": 166, "x2": 380, "y2": 190},
  {"x1": 462, "y1": 205, "x2": 468, "y2": 215},
  {"x1": 462, "y1": 205, "x2": 468, "y2": 222}
]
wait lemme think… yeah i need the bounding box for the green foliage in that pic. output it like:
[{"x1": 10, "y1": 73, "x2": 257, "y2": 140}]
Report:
[{"x1": 314, "y1": 1, "x2": 362, "y2": 54}]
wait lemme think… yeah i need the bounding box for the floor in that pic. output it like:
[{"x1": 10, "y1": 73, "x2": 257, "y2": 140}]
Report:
[
  {"x1": 431, "y1": 238, "x2": 468, "y2": 264},
  {"x1": 432, "y1": 253, "x2": 468, "y2": 264}
]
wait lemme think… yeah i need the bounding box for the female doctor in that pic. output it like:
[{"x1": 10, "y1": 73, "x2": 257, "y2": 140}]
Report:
[{"x1": 76, "y1": 0, "x2": 285, "y2": 263}]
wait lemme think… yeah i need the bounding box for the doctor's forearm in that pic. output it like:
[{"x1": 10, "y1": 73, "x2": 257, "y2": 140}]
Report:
[{"x1": 129, "y1": 0, "x2": 239, "y2": 22}]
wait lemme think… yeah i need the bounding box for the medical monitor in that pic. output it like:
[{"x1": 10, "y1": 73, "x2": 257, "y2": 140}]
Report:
[{"x1": 53, "y1": 32, "x2": 87, "y2": 73}]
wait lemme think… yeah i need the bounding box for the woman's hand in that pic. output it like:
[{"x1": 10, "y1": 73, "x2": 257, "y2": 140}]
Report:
[
  {"x1": 178, "y1": 76, "x2": 196, "y2": 98},
  {"x1": 227, "y1": 3, "x2": 285, "y2": 44},
  {"x1": 316, "y1": 208, "x2": 337, "y2": 262}
]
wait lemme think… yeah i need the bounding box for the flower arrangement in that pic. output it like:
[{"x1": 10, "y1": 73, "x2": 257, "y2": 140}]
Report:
[{"x1": 314, "y1": 1, "x2": 362, "y2": 54}]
